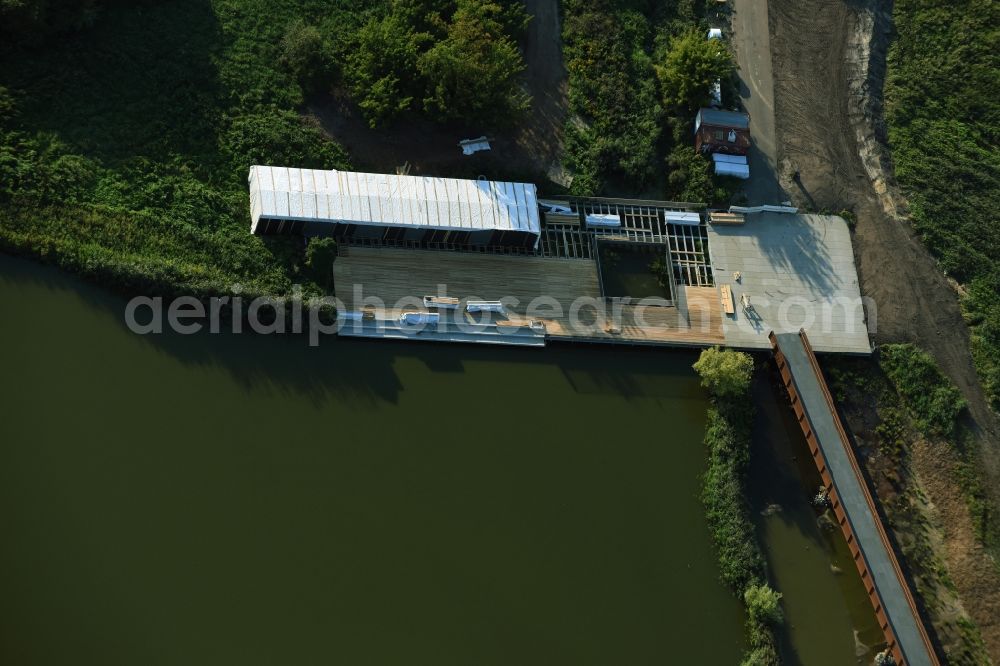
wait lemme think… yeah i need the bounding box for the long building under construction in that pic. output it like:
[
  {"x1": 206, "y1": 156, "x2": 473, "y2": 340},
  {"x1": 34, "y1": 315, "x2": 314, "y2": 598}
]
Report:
[{"x1": 248, "y1": 165, "x2": 541, "y2": 249}]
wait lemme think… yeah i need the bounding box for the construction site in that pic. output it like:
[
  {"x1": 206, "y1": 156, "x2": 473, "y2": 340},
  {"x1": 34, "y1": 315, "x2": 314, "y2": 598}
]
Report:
[{"x1": 249, "y1": 165, "x2": 870, "y2": 354}]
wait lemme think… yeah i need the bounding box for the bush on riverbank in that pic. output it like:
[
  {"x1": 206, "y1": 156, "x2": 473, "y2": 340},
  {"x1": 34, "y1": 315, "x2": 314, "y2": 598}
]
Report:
[
  {"x1": 879, "y1": 343, "x2": 967, "y2": 439},
  {"x1": 695, "y1": 347, "x2": 783, "y2": 666},
  {"x1": 694, "y1": 345, "x2": 754, "y2": 398}
]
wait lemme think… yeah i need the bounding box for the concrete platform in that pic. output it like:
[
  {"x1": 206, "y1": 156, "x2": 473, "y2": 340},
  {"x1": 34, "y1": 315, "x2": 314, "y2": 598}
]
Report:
[{"x1": 708, "y1": 213, "x2": 871, "y2": 354}]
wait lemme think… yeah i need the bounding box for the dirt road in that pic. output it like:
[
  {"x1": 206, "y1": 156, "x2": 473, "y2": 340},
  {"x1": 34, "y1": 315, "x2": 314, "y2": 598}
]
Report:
[
  {"x1": 517, "y1": 0, "x2": 568, "y2": 180},
  {"x1": 734, "y1": 0, "x2": 1000, "y2": 659},
  {"x1": 764, "y1": 0, "x2": 999, "y2": 452},
  {"x1": 730, "y1": 0, "x2": 783, "y2": 205}
]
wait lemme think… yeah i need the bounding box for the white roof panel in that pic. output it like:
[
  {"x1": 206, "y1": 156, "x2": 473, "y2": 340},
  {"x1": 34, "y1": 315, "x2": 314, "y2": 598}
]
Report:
[
  {"x1": 715, "y1": 162, "x2": 751, "y2": 179},
  {"x1": 665, "y1": 211, "x2": 702, "y2": 226},
  {"x1": 248, "y1": 165, "x2": 540, "y2": 236}
]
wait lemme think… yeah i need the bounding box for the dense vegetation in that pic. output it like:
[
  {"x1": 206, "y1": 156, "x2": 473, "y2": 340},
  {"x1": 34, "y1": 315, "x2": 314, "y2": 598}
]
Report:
[
  {"x1": 0, "y1": 0, "x2": 364, "y2": 298},
  {"x1": 879, "y1": 344, "x2": 967, "y2": 439},
  {"x1": 561, "y1": 0, "x2": 736, "y2": 201},
  {"x1": 825, "y1": 353, "x2": 993, "y2": 663},
  {"x1": 333, "y1": 0, "x2": 531, "y2": 127},
  {"x1": 694, "y1": 348, "x2": 784, "y2": 666},
  {"x1": 0, "y1": 0, "x2": 741, "y2": 299},
  {"x1": 0, "y1": 0, "x2": 532, "y2": 298},
  {"x1": 874, "y1": 344, "x2": 997, "y2": 553},
  {"x1": 884, "y1": 0, "x2": 1000, "y2": 407}
]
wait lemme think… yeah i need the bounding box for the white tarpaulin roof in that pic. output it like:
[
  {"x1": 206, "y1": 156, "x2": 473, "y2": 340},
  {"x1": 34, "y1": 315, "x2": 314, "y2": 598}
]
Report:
[
  {"x1": 714, "y1": 162, "x2": 750, "y2": 179},
  {"x1": 665, "y1": 211, "x2": 702, "y2": 226},
  {"x1": 248, "y1": 165, "x2": 540, "y2": 236},
  {"x1": 712, "y1": 153, "x2": 750, "y2": 179},
  {"x1": 712, "y1": 153, "x2": 748, "y2": 165}
]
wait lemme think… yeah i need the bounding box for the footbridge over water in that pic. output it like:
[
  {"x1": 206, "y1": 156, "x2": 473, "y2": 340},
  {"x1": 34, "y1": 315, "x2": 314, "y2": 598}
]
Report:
[{"x1": 770, "y1": 330, "x2": 938, "y2": 666}]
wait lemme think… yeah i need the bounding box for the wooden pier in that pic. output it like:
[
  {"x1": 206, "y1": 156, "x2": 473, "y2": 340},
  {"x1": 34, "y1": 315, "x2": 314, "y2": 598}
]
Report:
[{"x1": 333, "y1": 247, "x2": 724, "y2": 347}]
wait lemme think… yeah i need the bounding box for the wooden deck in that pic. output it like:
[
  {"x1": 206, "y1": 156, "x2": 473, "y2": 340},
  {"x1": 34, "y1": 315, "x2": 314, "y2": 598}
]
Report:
[{"x1": 334, "y1": 247, "x2": 724, "y2": 346}]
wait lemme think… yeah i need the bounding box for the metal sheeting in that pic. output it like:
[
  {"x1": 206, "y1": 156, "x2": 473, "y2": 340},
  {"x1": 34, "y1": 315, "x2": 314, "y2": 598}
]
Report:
[
  {"x1": 712, "y1": 153, "x2": 748, "y2": 165},
  {"x1": 712, "y1": 153, "x2": 750, "y2": 179},
  {"x1": 248, "y1": 165, "x2": 540, "y2": 236},
  {"x1": 714, "y1": 162, "x2": 750, "y2": 179},
  {"x1": 695, "y1": 108, "x2": 750, "y2": 133},
  {"x1": 665, "y1": 211, "x2": 702, "y2": 226}
]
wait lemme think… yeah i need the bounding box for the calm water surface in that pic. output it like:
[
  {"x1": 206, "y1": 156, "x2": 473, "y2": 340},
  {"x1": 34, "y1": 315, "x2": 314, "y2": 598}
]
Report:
[
  {"x1": 750, "y1": 372, "x2": 885, "y2": 665},
  {"x1": 0, "y1": 255, "x2": 743, "y2": 665},
  {"x1": 0, "y1": 254, "x2": 878, "y2": 665}
]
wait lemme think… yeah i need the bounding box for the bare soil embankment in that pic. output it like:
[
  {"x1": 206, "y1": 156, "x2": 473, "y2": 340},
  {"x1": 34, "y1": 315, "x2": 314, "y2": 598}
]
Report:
[{"x1": 766, "y1": 0, "x2": 1000, "y2": 660}]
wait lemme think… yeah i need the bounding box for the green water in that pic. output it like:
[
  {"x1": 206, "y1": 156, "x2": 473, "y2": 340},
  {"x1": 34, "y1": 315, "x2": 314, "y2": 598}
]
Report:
[
  {"x1": 0, "y1": 254, "x2": 882, "y2": 665},
  {"x1": 749, "y1": 372, "x2": 885, "y2": 665},
  {"x1": 597, "y1": 244, "x2": 671, "y2": 301},
  {"x1": 0, "y1": 255, "x2": 743, "y2": 665}
]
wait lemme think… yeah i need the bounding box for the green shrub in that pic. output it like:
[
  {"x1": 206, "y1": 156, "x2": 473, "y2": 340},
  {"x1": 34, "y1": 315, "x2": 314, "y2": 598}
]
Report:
[
  {"x1": 741, "y1": 644, "x2": 780, "y2": 666},
  {"x1": 345, "y1": 11, "x2": 427, "y2": 127},
  {"x1": 693, "y1": 347, "x2": 754, "y2": 398},
  {"x1": 304, "y1": 237, "x2": 337, "y2": 291},
  {"x1": 562, "y1": 2, "x2": 663, "y2": 192},
  {"x1": 280, "y1": 19, "x2": 334, "y2": 93},
  {"x1": 222, "y1": 110, "x2": 350, "y2": 176},
  {"x1": 963, "y1": 276, "x2": 1000, "y2": 409},
  {"x1": 879, "y1": 343, "x2": 966, "y2": 438},
  {"x1": 341, "y1": 0, "x2": 530, "y2": 128},
  {"x1": 656, "y1": 29, "x2": 735, "y2": 115},
  {"x1": 417, "y1": 2, "x2": 529, "y2": 125},
  {"x1": 745, "y1": 583, "x2": 783, "y2": 626}
]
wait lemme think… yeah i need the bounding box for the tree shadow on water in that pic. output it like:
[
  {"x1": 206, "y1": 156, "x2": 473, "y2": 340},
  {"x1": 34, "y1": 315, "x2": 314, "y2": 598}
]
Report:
[{"x1": 2, "y1": 254, "x2": 707, "y2": 408}]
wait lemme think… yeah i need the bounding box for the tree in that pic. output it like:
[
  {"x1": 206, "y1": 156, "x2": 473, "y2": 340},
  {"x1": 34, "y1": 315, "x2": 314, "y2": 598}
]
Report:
[
  {"x1": 666, "y1": 143, "x2": 714, "y2": 202},
  {"x1": 344, "y1": 12, "x2": 430, "y2": 127},
  {"x1": 656, "y1": 30, "x2": 735, "y2": 114},
  {"x1": 744, "y1": 583, "x2": 783, "y2": 625},
  {"x1": 416, "y1": 1, "x2": 529, "y2": 125},
  {"x1": 693, "y1": 347, "x2": 754, "y2": 398},
  {"x1": 280, "y1": 19, "x2": 333, "y2": 94}
]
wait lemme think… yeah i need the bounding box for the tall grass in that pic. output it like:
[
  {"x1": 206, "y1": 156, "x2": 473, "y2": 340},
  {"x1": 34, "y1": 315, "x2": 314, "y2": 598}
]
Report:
[
  {"x1": 0, "y1": 0, "x2": 355, "y2": 297},
  {"x1": 884, "y1": 0, "x2": 1000, "y2": 407}
]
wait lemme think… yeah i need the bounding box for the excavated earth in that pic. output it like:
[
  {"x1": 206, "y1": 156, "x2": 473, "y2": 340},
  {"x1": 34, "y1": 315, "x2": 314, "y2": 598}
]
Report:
[{"x1": 764, "y1": 0, "x2": 1000, "y2": 659}]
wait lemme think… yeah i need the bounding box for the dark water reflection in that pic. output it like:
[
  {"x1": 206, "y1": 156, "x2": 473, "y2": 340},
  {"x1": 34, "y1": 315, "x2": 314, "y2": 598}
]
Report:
[{"x1": 1, "y1": 255, "x2": 747, "y2": 665}]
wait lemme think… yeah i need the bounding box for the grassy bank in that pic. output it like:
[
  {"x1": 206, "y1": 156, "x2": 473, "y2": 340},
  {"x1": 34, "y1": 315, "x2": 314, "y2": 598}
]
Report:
[
  {"x1": 884, "y1": 0, "x2": 1000, "y2": 407},
  {"x1": 0, "y1": 1, "x2": 357, "y2": 298},
  {"x1": 694, "y1": 348, "x2": 784, "y2": 665},
  {"x1": 825, "y1": 346, "x2": 995, "y2": 663}
]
